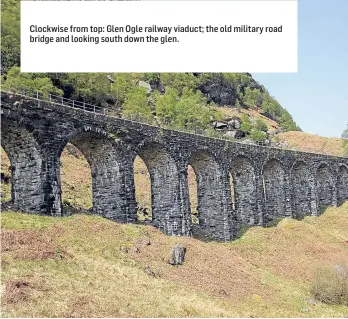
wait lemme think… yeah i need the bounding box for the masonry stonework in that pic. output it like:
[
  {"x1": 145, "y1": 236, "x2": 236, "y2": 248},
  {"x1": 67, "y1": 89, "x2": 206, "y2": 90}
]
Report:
[{"x1": 1, "y1": 92, "x2": 348, "y2": 241}]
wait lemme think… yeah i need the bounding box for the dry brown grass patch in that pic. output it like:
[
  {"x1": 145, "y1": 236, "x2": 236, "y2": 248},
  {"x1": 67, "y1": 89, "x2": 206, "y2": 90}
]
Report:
[
  {"x1": 125, "y1": 228, "x2": 264, "y2": 301},
  {"x1": 4, "y1": 278, "x2": 50, "y2": 304},
  {"x1": 276, "y1": 131, "x2": 344, "y2": 156},
  {"x1": 4, "y1": 280, "x2": 33, "y2": 303},
  {"x1": 64, "y1": 295, "x2": 124, "y2": 318},
  {"x1": 1, "y1": 225, "x2": 72, "y2": 261}
]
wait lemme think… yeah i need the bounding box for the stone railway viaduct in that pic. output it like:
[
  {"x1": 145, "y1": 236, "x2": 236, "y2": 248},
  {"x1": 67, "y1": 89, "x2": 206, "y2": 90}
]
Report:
[{"x1": 1, "y1": 91, "x2": 348, "y2": 241}]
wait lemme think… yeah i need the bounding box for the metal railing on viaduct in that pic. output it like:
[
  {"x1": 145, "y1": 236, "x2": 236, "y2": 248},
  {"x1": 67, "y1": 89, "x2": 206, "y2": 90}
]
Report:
[{"x1": 1, "y1": 88, "x2": 348, "y2": 241}]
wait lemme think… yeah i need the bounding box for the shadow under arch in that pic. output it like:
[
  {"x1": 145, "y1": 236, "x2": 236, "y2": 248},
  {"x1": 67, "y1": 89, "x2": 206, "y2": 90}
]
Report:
[
  {"x1": 316, "y1": 162, "x2": 334, "y2": 212},
  {"x1": 229, "y1": 155, "x2": 258, "y2": 228},
  {"x1": 188, "y1": 149, "x2": 230, "y2": 241},
  {"x1": 262, "y1": 158, "x2": 286, "y2": 223},
  {"x1": 1, "y1": 118, "x2": 44, "y2": 213},
  {"x1": 290, "y1": 161, "x2": 311, "y2": 219},
  {"x1": 56, "y1": 126, "x2": 127, "y2": 220},
  {"x1": 337, "y1": 164, "x2": 348, "y2": 206},
  {"x1": 136, "y1": 141, "x2": 183, "y2": 236}
]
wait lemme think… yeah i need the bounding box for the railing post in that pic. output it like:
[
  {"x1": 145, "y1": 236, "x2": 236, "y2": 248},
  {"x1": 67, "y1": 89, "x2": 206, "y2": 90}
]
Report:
[
  {"x1": 72, "y1": 100, "x2": 74, "y2": 108},
  {"x1": 61, "y1": 97, "x2": 64, "y2": 105},
  {"x1": 93, "y1": 105, "x2": 96, "y2": 113},
  {"x1": 36, "y1": 91, "x2": 39, "y2": 99},
  {"x1": 83, "y1": 103, "x2": 85, "y2": 111}
]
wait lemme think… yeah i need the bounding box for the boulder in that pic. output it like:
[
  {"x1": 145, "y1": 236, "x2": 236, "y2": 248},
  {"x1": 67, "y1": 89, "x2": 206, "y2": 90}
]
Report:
[
  {"x1": 227, "y1": 117, "x2": 241, "y2": 130},
  {"x1": 144, "y1": 266, "x2": 156, "y2": 277},
  {"x1": 138, "y1": 80, "x2": 152, "y2": 93},
  {"x1": 224, "y1": 130, "x2": 245, "y2": 139},
  {"x1": 212, "y1": 121, "x2": 228, "y2": 130},
  {"x1": 169, "y1": 244, "x2": 186, "y2": 265},
  {"x1": 198, "y1": 73, "x2": 263, "y2": 106}
]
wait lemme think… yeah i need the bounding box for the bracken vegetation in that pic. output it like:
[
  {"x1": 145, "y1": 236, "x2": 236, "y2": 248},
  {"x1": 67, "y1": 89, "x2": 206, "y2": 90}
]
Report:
[{"x1": 1, "y1": 203, "x2": 348, "y2": 317}]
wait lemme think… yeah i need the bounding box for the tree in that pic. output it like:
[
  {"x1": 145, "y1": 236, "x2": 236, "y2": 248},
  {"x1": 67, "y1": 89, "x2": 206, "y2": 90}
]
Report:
[
  {"x1": 255, "y1": 118, "x2": 268, "y2": 132},
  {"x1": 63, "y1": 73, "x2": 112, "y2": 105},
  {"x1": 2, "y1": 66, "x2": 63, "y2": 97},
  {"x1": 240, "y1": 114, "x2": 252, "y2": 134},
  {"x1": 250, "y1": 129, "x2": 267, "y2": 142},
  {"x1": 243, "y1": 87, "x2": 262, "y2": 107},
  {"x1": 154, "y1": 87, "x2": 217, "y2": 131},
  {"x1": 261, "y1": 100, "x2": 276, "y2": 117},
  {"x1": 110, "y1": 73, "x2": 143, "y2": 107},
  {"x1": 1, "y1": 0, "x2": 20, "y2": 73},
  {"x1": 160, "y1": 73, "x2": 200, "y2": 95},
  {"x1": 175, "y1": 88, "x2": 212, "y2": 130},
  {"x1": 154, "y1": 87, "x2": 178, "y2": 124},
  {"x1": 123, "y1": 87, "x2": 153, "y2": 122}
]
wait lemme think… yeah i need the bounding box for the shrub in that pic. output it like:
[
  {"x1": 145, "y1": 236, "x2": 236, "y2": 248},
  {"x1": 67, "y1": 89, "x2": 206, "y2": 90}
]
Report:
[
  {"x1": 255, "y1": 118, "x2": 268, "y2": 132},
  {"x1": 240, "y1": 114, "x2": 252, "y2": 134},
  {"x1": 310, "y1": 264, "x2": 348, "y2": 306},
  {"x1": 250, "y1": 129, "x2": 267, "y2": 142}
]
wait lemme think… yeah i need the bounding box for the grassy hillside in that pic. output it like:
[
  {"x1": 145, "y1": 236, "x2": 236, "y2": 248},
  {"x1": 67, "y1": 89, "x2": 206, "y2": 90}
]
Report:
[
  {"x1": 1, "y1": 203, "x2": 348, "y2": 317},
  {"x1": 276, "y1": 131, "x2": 344, "y2": 156}
]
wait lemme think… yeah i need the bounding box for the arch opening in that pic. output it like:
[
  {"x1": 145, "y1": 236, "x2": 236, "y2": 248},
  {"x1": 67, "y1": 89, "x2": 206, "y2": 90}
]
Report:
[
  {"x1": 58, "y1": 131, "x2": 125, "y2": 220},
  {"x1": 60, "y1": 143, "x2": 92, "y2": 213},
  {"x1": 229, "y1": 172, "x2": 235, "y2": 211},
  {"x1": 1, "y1": 120, "x2": 43, "y2": 212},
  {"x1": 229, "y1": 156, "x2": 257, "y2": 228},
  {"x1": 316, "y1": 163, "x2": 334, "y2": 212},
  {"x1": 291, "y1": 161, "x2": 311, "y2": 218},
  {"x1": 137, "y1": 143, "x2": 181, "y2": 235},
  {"x1": 337, "y1": 165, "x2": 348, "y2": 206},
  {"x1": 262, "y1": 159, "x2": 286, "y2": 223},
  {"x1": 188, "y1": 165, "x2": 198, "y2": 224},
  {"x1": 133, "y1": 155, "x2": 152, "y2": 222}
]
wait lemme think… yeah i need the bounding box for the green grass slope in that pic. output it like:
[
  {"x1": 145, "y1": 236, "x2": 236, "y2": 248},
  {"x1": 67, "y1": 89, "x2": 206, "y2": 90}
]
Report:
[{"x1": 1, "y1": 203, "x2": 348, "y2": 318}]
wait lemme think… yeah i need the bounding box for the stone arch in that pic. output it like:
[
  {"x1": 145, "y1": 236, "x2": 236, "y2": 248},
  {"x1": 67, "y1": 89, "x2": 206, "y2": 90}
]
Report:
[
  {"x1": 316, "y1": 163, "x2": 334, "y2": 211},
  {"x1": 262, "y1": 158, "x2": 286, "y2": 222},
  {"x1": 57, "y1": 126, "x2": 127, "y2": 220},
  {"x1": 291, "y1": 161, "x2": 311, "y2": 218},
  {"x1": 1, "y1": 118, "x2": 44, "y2": 213},
  {"x1": 136, "y1": 141, "x2": 182, "y2": 236},
  {"x1": 229, "y1": 155, "x2": 258, "y2": 228},
  {"x1": 188, "y1": 149, "x2": 230, "y2": 240},
  {"x1": 337, "y1": 164, "x2": 348, "y2": 205}
]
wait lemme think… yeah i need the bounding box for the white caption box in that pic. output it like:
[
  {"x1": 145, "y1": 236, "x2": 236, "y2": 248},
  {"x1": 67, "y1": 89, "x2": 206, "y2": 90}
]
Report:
[{"x1": 21, "y1": 0, "x2": 298, "y2": 72}]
